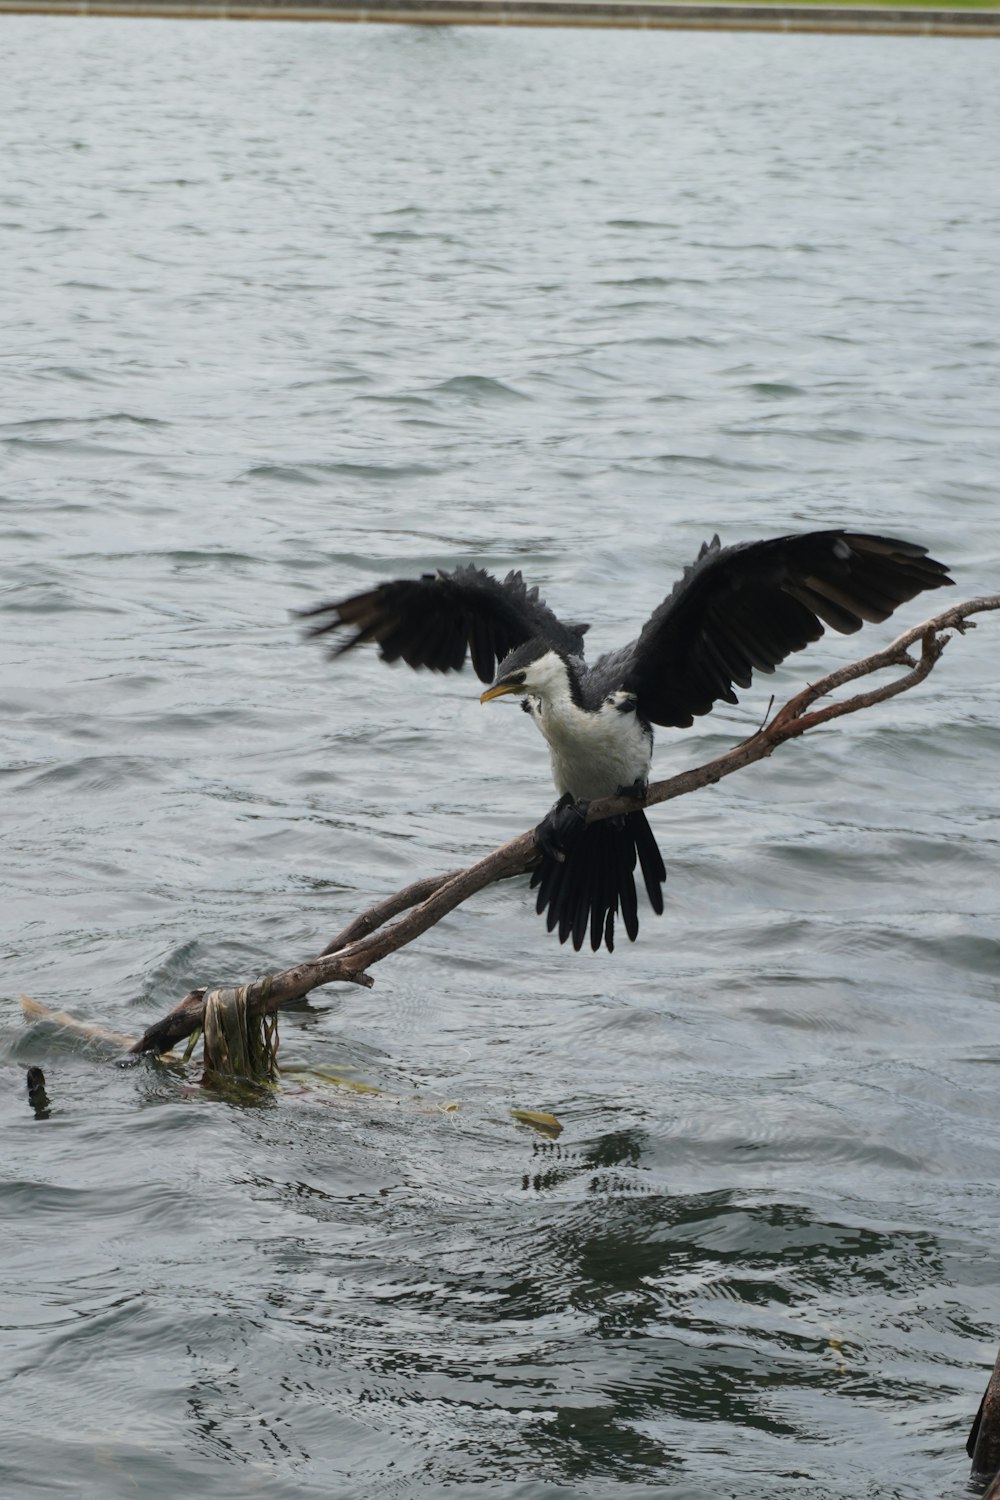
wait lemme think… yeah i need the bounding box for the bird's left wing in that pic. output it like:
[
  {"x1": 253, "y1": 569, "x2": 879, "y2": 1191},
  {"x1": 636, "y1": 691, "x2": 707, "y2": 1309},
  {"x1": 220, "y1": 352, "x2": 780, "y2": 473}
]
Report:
[
  {"x1": 621, "y1": 530, "x2": 952, "y2": 728},
  {"x1": 300, "y1": 565, "x2": 588, "y2": 685}
]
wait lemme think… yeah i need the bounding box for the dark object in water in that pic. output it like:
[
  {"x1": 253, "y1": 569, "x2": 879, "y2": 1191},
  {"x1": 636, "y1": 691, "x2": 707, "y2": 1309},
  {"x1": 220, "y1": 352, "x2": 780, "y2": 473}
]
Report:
[{"x1": 26, "y1": 1065, "x2": 50, "y2": 1117}]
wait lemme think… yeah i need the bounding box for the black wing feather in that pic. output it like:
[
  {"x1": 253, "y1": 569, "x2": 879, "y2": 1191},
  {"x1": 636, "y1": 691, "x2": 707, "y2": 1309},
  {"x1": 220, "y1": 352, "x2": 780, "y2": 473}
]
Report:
[
  {"x1": 623, "y1": 531, "x2": 952, "y2": 728},
  {"x1": 300, "y1": 564, "x2": 587, "y2": 685}
]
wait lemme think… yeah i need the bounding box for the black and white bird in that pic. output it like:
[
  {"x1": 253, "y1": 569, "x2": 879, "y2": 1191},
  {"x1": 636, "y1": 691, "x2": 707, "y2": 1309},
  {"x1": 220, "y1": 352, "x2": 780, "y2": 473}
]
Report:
[{"x1": 302, "y1": 531, "x2": 951, "y2": 953}]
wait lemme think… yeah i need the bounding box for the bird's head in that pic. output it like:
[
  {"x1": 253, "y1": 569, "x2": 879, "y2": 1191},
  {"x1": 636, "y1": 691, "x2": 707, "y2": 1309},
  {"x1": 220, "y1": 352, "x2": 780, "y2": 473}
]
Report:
[{"x1": 480, "y1": 639, "x2": 580, "y2": 707}]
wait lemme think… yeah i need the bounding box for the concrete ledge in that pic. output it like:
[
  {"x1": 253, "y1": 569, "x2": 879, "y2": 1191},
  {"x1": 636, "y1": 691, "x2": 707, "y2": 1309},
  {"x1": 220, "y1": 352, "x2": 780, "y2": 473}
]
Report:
[{"x1": 1, "y1": 0, "x2": 998, "y2": 31}]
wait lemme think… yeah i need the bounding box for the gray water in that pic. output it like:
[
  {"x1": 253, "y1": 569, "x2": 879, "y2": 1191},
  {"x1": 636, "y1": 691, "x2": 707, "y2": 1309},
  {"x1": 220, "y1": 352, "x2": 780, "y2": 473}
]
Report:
[{"x1": 2, "y1": 15, "x2": 1000, "y2": 1498}]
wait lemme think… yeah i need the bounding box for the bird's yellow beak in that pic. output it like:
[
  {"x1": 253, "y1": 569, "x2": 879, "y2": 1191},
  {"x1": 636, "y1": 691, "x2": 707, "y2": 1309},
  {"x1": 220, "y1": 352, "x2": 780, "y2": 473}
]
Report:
[{"x1": 480, "y1": 682, "x2": 519, "y2": 704}]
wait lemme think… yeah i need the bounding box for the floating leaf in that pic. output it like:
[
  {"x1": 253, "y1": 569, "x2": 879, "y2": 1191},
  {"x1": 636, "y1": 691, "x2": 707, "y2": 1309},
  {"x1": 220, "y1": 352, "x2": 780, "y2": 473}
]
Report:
[
  {"x1": 511, "y1": 1109, "x2": 563, "y2": 1138},
  {"x1": 283, "y1": 1066, "x2": 385, "y2": 1096},
  {"x1": 280, "y1": 1058, "x2": 358, "y2": 1073}
]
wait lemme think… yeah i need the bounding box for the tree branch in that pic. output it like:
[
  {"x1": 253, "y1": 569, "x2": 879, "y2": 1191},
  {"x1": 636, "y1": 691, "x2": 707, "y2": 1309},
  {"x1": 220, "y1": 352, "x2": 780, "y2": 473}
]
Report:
[
  {"x1": 319, "y1": 869, "x2": 463, "y2": 956},
  {"x1": 123, "y1": 594, "x2": 997, "y2": 1058}
]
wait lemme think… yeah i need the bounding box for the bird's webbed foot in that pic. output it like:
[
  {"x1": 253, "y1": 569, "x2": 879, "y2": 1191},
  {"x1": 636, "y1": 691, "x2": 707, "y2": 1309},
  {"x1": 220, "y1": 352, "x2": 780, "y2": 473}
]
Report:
[
  {"x1": 535, "y1": 792, "x2": 589, "y2": 863},
  {"x1": 616, "y1": 778, "x2": 648, "y2": 803}
]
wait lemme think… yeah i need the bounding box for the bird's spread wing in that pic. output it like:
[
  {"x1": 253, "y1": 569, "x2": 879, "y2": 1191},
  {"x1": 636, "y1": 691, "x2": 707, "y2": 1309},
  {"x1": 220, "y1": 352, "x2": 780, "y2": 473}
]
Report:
[
  {"x1": 299, "y1": 565, "x2": 588, "y2": 685},
  {"x1": 621, "y1": 531, "x2": 953, "y2": 728}
]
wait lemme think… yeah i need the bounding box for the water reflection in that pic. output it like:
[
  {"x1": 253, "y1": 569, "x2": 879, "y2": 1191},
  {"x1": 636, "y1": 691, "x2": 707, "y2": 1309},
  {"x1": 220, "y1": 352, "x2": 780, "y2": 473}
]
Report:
[{"x1": 226, "y1": 1116, "x2": 960, "y2": 1488}]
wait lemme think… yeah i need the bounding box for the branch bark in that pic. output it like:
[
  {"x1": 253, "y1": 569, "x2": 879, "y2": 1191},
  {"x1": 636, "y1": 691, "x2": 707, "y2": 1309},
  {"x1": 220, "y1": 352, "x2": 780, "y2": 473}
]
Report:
[
  {"x1": 126, "y1": 593, "x2": 998, "y2": 1058},
  {"x1": 968, "y1": 1344, "x2": 1000, "y2": 1480}
]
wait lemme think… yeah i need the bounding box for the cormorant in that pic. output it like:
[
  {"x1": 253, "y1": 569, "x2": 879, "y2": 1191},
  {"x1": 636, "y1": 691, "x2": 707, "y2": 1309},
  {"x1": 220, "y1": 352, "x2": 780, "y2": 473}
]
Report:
[{"x1": 302, "y1": 531, "x2": 951, "y2": 953}]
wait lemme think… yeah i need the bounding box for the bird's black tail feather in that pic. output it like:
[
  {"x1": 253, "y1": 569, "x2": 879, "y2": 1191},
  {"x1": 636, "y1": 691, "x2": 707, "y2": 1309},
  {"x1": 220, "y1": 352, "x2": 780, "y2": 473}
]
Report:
[{"x1": 530, "y1": 810, "x2": 666, "y2": 953}]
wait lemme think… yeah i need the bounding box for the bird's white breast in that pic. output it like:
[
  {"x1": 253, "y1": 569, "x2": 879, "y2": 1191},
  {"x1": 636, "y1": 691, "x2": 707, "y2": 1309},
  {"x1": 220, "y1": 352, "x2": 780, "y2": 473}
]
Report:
[{"x1": 526, "y1": 691, "x2": 653, "y2": 801}]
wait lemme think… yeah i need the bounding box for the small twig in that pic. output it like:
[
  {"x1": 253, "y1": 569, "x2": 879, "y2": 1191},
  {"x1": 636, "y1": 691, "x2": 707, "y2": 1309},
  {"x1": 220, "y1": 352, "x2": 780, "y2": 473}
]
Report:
[
  {"x1": 117, "y1": 593, "x2": 997, "y2": 1058},
  {"x1": 751, "y1": 693, "x2": 776, "y2": 740}
]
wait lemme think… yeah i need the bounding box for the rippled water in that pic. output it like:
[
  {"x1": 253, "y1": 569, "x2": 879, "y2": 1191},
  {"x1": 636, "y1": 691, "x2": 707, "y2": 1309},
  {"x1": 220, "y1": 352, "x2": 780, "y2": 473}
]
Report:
[{"x1": 2, "y1": 16, "x2": 1000, "y2": 1498}]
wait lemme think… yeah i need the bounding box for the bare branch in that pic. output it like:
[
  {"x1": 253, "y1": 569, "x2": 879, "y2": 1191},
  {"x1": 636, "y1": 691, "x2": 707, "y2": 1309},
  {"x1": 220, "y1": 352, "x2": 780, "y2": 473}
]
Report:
[
  {"x1": 320, "y1": 869, "x2": 462, "y2": 955},
  {"x1": 334, "y1": 833, "x2": 535, "y2": 971},
  {"x1": 120, "y1": 594, "x2": 997, "y2": 1058}
]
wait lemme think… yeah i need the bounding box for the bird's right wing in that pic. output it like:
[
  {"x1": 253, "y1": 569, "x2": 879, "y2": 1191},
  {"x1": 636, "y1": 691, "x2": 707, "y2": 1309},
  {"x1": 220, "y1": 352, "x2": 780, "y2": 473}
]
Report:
[
  {"x1": 621, "y1": 530, "x2": 952, "y2": 728},
  {"x1": 299, "y1": 565, "x2": 588, "y2": 685}
]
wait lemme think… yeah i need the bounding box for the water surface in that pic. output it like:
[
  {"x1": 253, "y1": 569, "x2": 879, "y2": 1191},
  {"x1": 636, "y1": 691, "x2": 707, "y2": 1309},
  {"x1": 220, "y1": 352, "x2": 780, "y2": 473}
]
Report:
[{"x1": 2, "y1": 17, "x2": 1000, "y2": 1498}]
